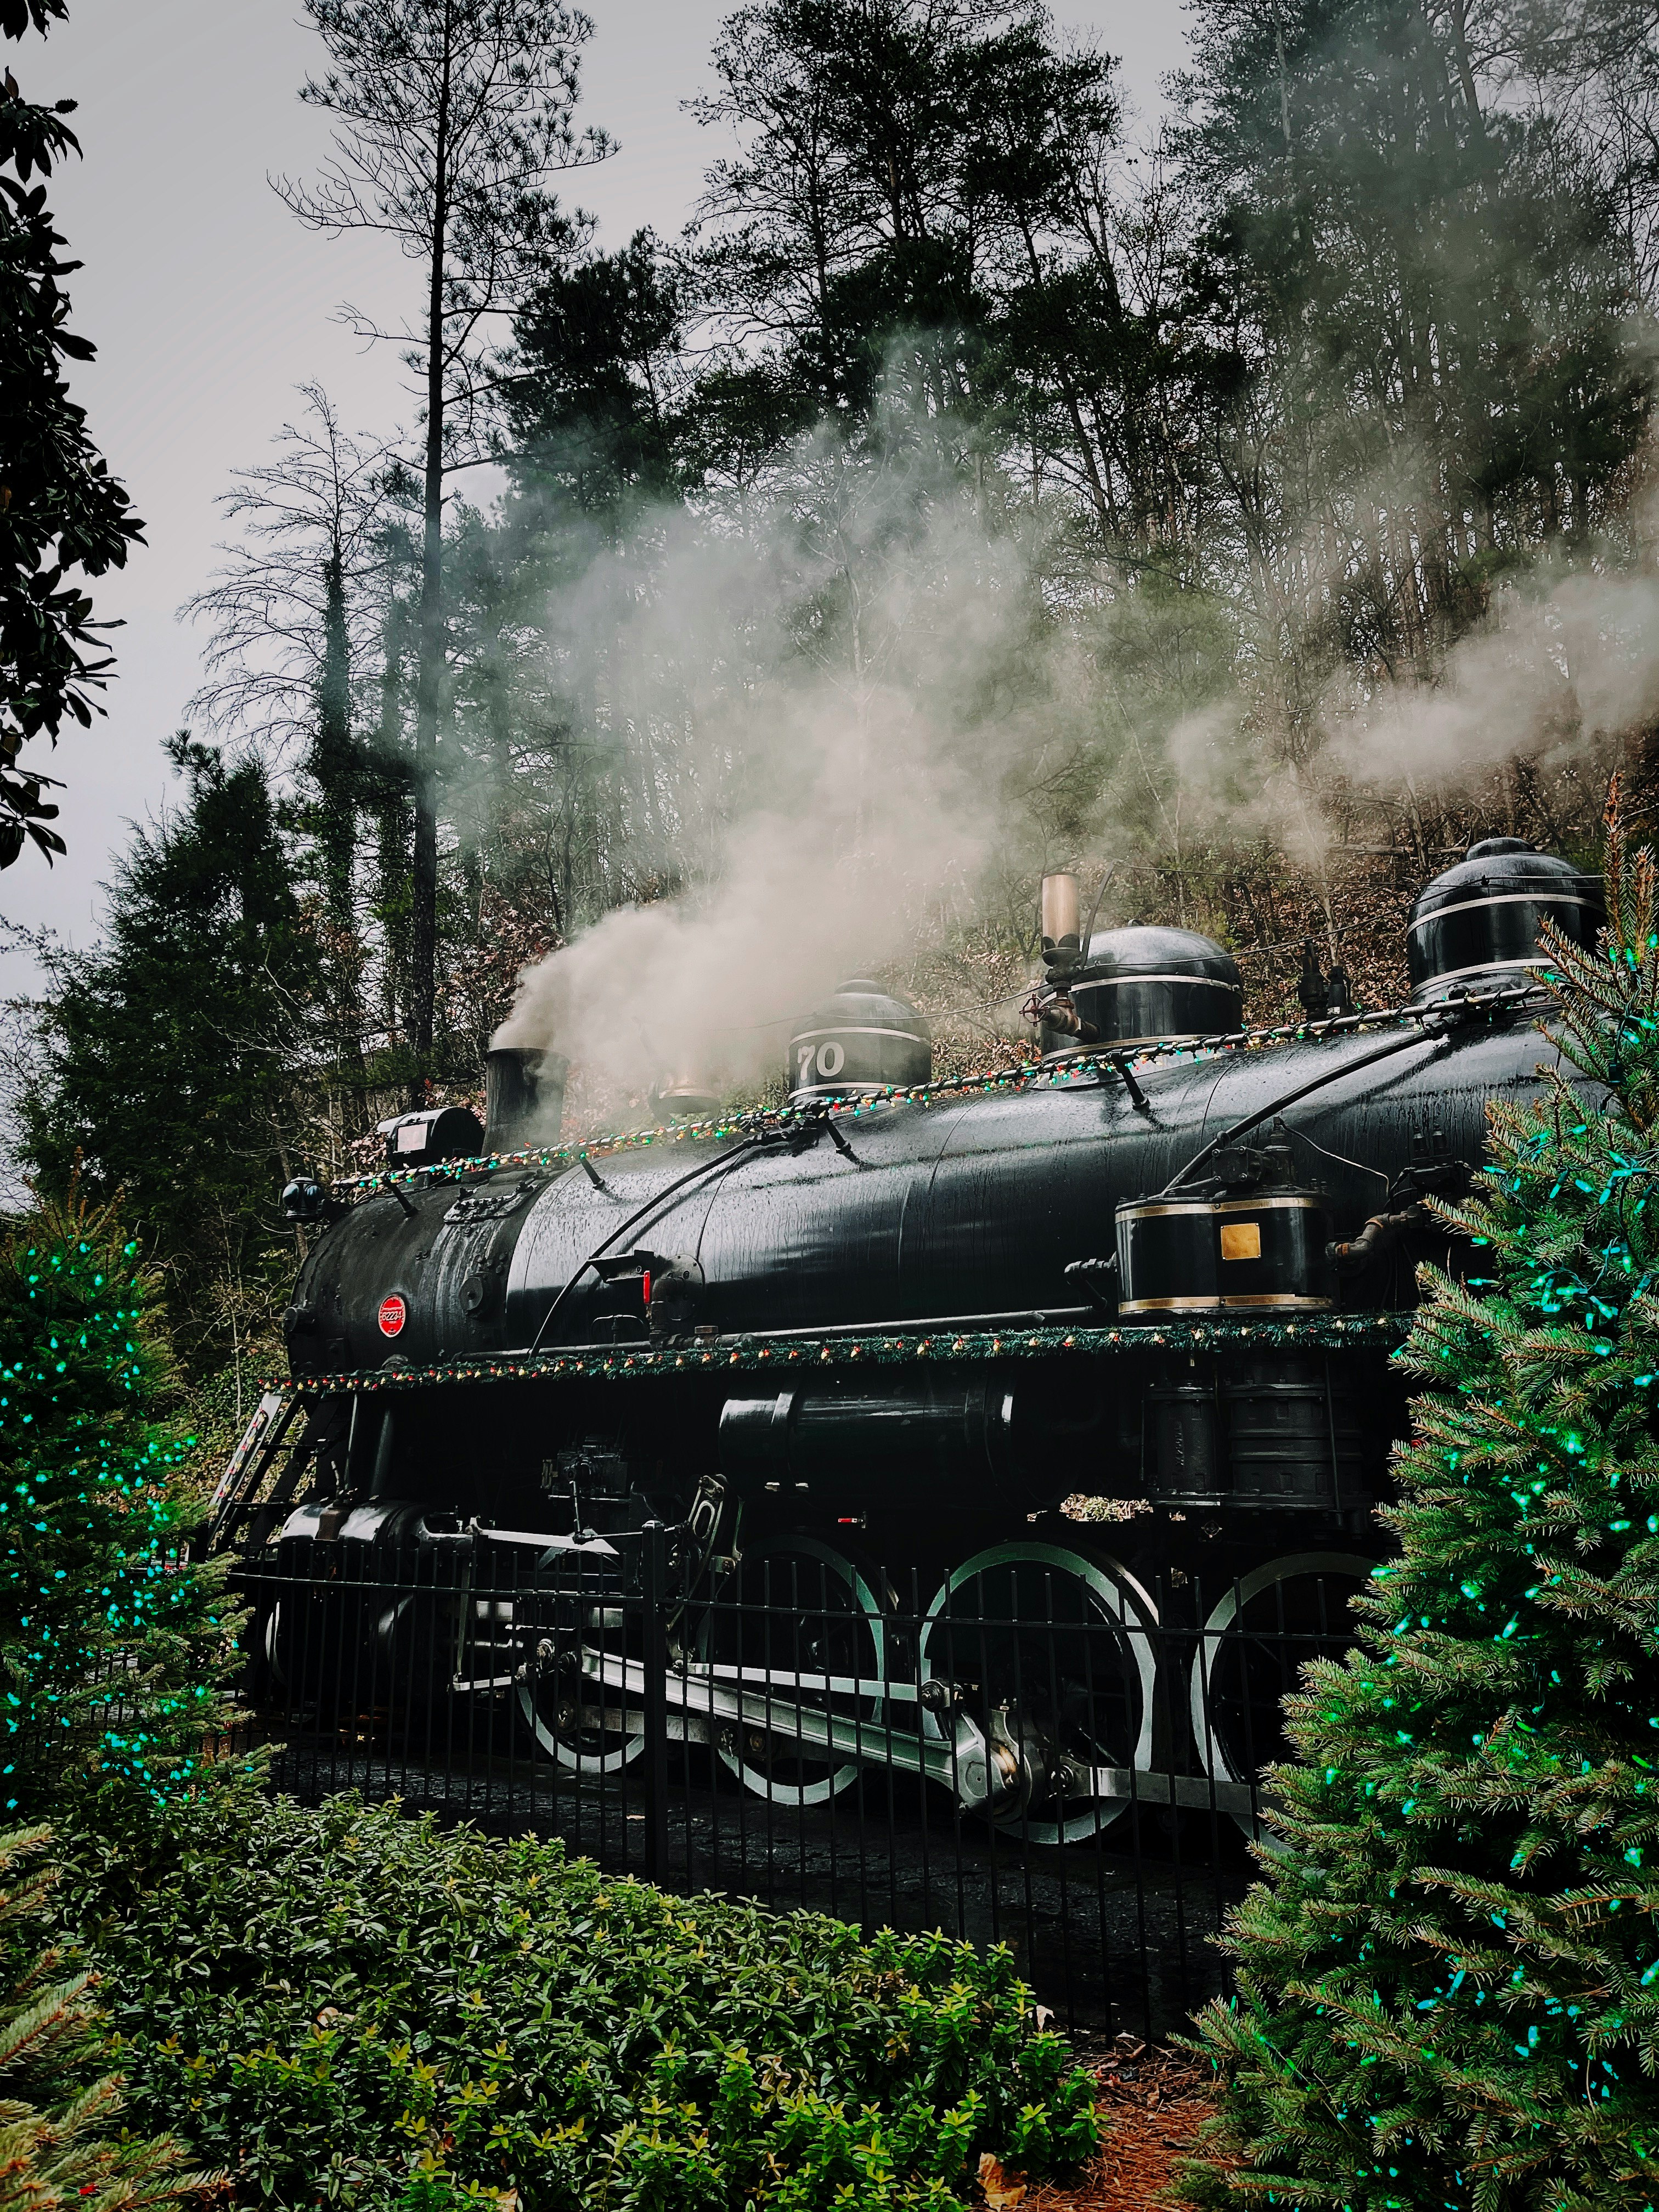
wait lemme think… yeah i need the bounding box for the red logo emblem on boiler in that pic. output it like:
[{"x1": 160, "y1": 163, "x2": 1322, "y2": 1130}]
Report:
[{"x1": 377, "y1": 1293, "x2": 407, "y2": 1338}]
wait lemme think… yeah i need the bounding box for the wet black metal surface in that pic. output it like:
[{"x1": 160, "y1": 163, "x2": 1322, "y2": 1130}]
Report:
[{"x1": 288, "y1": 1008, "x2": 1555, "y2": 1375}]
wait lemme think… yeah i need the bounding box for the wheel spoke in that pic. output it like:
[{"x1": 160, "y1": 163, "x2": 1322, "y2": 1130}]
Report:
[
  {"x1": 918, "y1": 1541, "x2": 1156, "y2": 1844},
  {"x1": 699, "y1": 1538, "x2": 887, "y2": 1806}
]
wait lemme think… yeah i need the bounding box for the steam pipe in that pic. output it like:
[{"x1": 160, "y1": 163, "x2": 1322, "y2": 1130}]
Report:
[
  {"x1": 1159, "y1": 1028, "x2": 1451, "y2": 1195},
  {"x1": 1329, "y1": 1203, "x2": 1425, "y2": 1273}
]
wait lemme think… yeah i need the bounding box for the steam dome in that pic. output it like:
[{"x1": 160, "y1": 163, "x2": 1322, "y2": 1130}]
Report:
[
  {"x1": 1407, "y1": 838, "x2": 1604, "y2": 1004},
  {"x1": 1071, "y1": 924, "x2": 1243, "y2": 1046},
  {"x1": 787, "y1": 979, "x2": 932, "y2": 1101}
]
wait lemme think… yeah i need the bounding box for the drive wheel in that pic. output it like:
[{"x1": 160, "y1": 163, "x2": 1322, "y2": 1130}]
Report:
[
  {"x1": 918, "y1": 1542, "x2": 1156, "y2": 1844},
  {"x1": 698, "y1": 1536, "x2": 888, "y2": 1807},
  {"x1": 518, "y1": 1589, "x2": 644, "y2": 1776},
  {"x1": 1189, "y1": 1551, "x2": 1374, "y2": 1835}
]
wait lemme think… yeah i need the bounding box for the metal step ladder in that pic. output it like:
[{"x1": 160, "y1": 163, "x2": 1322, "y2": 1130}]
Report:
[{"x1": 206, "y1": 1390, "x2": 315, "y2": 1555}]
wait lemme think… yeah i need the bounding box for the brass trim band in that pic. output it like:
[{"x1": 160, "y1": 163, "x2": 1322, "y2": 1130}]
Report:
[
  {"x1": 1119, "y1": 1195, "x2": 1324, "y2": 1220},
  {"x1": 1407, "y1": 888, "x2": 1599, "y2": 938},
  {"x1": 1413, "y1": 955, "x2": 1554, "y2": 991},
  {"x1": 1118, "y1": 1293, "x2": 1335, "y2": 1314}
]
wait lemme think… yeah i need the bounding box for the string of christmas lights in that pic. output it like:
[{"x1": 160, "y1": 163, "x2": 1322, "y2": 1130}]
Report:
[
  {"x1": 332, "y1": 981, "x2": 1548, "y2": 1203},
  {"x1": 267, "y1": 1311, "x2": 1409, "y2": 1396}
]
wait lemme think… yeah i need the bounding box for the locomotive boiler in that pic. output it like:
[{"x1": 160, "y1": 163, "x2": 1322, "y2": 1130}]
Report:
[{"x1": 215, "y1": 837, "x2": 1603, "y2": 1842}]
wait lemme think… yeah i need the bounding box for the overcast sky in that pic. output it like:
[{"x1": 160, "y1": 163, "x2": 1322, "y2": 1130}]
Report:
[{"x1": 1, "y1": 0, "x2": 1191, "y2": 994}]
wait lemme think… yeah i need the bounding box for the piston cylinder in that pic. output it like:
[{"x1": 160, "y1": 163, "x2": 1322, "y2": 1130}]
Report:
[{"x1": 720, "y1": 1377, "x2": 1015, "y2": 1502}]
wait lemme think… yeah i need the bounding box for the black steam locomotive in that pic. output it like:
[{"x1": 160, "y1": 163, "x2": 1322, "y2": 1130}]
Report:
[{"x1": 213, "y1": 838, "x2": 1601, "y2": 1842}]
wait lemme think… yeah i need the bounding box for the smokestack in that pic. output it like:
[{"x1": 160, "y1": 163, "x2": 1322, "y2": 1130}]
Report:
[{"x1": 485, "y1": 1046, "x2": 568, "y2": 1155}]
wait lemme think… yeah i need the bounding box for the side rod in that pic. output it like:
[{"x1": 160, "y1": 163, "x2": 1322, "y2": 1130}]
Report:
[{"x1": 563, "y1": 1645, "x2": 1265, "y2": 1819}]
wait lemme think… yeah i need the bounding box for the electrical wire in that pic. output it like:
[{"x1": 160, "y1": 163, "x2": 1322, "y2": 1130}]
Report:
[{"x1": 1289, "y1": 1124, "x2": 1390, "y2": 1190}]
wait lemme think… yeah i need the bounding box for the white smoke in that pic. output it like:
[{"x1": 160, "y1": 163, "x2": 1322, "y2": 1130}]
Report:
[
  {"x1": 1325, "y1": 563, "x2": 1659, "y2": 789},
  {"x1": 492, "y1": 430, "x2": 1024, "y2": 1109},
  {"x1": 494, "y1": 718, "x2": 989, "y2": 1103},
  {"x1": 494, "y1": 421, "x2": 1659, "y2": 1115}
]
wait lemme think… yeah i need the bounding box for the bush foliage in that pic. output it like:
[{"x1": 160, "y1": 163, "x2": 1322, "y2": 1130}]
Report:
[
  {"x1": 60, "y1": 1791, "x2": 1096, "y2": 2211},
  {"x1": 0, "y1": 1185, "x2": 1087, "y2": 2208},
  {"x1": 0, "y1": 1821, "x2": 208, "y2": 2211}
]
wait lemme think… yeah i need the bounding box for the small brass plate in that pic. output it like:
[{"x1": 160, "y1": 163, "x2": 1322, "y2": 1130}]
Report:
[{"x1": 1219, "y1": 1220, "x2": 1262, "y2": 1262}]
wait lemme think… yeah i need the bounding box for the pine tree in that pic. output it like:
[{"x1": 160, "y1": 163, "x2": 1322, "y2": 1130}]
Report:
[
  {"x1": 0, "y1": 1822, "x2": 209, "y2": 2208},
  {"x1": 1188, "y1": 791, "x2": 1659, "y2": 2211},
  {"x1": 0, "y1": 1193, "x2": 244, "y2": 1823},
  {"x1": 21, "y1": 742, "x2": 320, "y2": 1365}
]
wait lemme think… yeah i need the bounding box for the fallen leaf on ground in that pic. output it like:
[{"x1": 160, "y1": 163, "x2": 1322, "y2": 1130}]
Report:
[{"x1": 979, "y1": 2150, "x2": 1028, "y2": 2208}]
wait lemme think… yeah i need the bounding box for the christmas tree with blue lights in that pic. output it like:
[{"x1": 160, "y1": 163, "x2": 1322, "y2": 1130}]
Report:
[
  {"x1": 1189, "y1": 791, "x2": 1659, "y2": 2211},
  {"x1": 0, "y1": 1194, "x2": 240, "y2": 1820}
]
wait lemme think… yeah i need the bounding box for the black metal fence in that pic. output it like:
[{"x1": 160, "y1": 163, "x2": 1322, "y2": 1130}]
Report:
[{"x1": 232, "y1": 1532, "x2": 1369, "y2": 2039}]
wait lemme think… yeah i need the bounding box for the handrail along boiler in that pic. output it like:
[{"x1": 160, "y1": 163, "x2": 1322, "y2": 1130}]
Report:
[{"x1": 222, "y1": 838, "x2": 1601, "y2": 1839}]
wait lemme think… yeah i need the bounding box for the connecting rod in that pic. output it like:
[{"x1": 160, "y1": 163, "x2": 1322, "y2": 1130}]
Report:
[{"x1": 557, "y1": 1643, "x2": 1265, "y2": 1821}]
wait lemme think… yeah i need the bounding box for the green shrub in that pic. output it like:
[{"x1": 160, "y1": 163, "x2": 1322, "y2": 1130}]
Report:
[{"x1": 60, "y1": 1791, "x2": 1097, "y2": 2210}]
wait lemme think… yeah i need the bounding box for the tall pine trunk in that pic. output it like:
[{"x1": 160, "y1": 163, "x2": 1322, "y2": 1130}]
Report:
[
  {"x1": 409, "y1": 63, "x2": 453, "y2": 1088},
  {"x1": 315, "y1": 550, "x2": 356, "y2": 935},
  {"x1": 373, "y1": 603, "x2": 413, "y2": 1055}
]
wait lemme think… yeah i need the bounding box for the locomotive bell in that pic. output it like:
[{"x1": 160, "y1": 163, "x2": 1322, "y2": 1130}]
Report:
[
  {"x1": 651, "y1": 1073, "x2": 722, "y2": 1122},
  {"x1": 1408, "y1": 837, "x2": 1604, "y2": 1003},
  {"x1": 1071, "y1": 923, "x2": 1243, "y2": 1047},
  {"x1": 787, "y1": 979, "x2": 932, "y2": 1101}
]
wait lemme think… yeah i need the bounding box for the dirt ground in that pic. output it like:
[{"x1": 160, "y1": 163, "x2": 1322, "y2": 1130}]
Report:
[{"x1": 980, "y1": 2044, "x2": 1221, "y2": 2212}]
